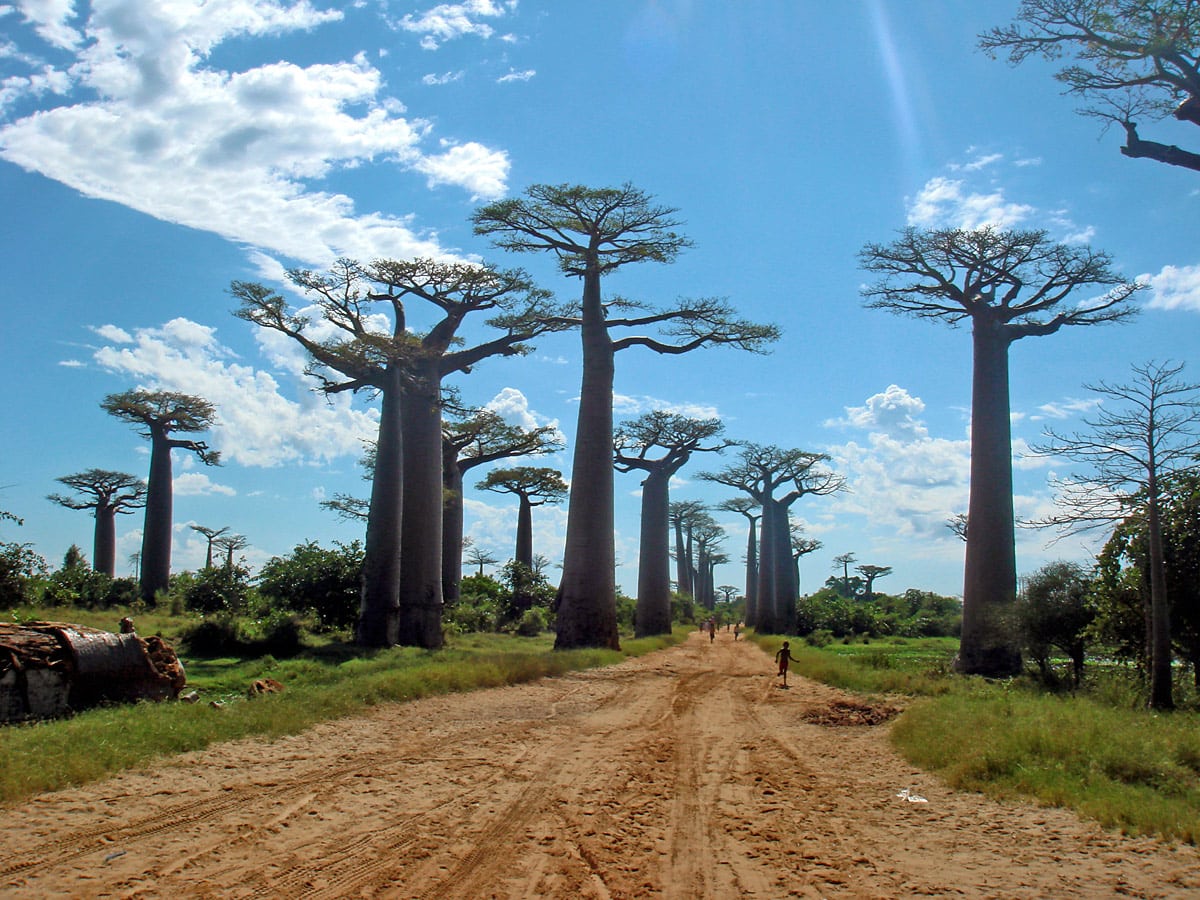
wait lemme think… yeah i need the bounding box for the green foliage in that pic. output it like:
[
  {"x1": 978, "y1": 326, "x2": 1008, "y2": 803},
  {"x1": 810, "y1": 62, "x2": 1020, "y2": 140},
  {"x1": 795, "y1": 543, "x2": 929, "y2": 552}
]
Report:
[
  {"x1": 499, "y1": 560, "x2": 556, "y2": 620},
  {"x1": 0, "y1": 542, "x2": 48, "y2": 606},
  {"x1": 615, "y1": 588, "x2": 636, "y2": 631},
  {"x1": 1017, "y1": 561, "x2": 1095, "y2": 688},
  {"x1": 446, "y1": 574, "x2": 506, "y2": 633},
  {"x1": 256, "y1": 540, "x2": 364, "y2": 630},
  {"x1": 178, "y1": 613, "x2": 247, "y2": 656},
  {"x1": 670, "y1": 591, "x2": 696, "y2": 625},
  {"x1": 514, "y1": 606, "x2": 551, "y2": 636},
  {"x1": 795, "y1": 587, "x2": 961, "y2": 640},
  {"x1": 174, "y1": 564, "x2": 253, "y2": 615}
]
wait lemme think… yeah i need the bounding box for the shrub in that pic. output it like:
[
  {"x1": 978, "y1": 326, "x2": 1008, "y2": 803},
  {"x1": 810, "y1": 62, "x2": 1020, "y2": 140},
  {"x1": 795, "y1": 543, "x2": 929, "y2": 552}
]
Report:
[
  {"x1": 176, "y1": 565, "x2": 253, "y2": 615},
  {"x1": 256, "y1": 540, "x2": 363, "y2": 630},
  {"x1": 515, "y1": 606, "x2": 551, "y2": 636},
  {"x1": 179, "y1": 614, "x2": 246, "y2": 656},
  {"x1": 0, "y1": 541, "x2": 48, "y2": 606}
]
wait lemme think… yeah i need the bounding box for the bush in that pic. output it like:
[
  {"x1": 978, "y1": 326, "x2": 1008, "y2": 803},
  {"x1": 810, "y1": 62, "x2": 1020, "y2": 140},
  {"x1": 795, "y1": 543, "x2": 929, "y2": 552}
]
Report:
[
  {"x1": 514, "y1": 606, "x2": 551, "y2": 636},
  {"x1": 179, "y1": 614, "x2": 246, "y2": 656},
  {"x1": 176, "y1": 565, "x2": 253, "y2": 615},
  {"x1": 256, "y1": 540, "x2": 363, "y2": 630},
  {"x1": 0, "y1": 541, "x2": 48, "y2": 606},
  {"x1": 255, "y1": 609, "x2": 306, "y2": 655}
]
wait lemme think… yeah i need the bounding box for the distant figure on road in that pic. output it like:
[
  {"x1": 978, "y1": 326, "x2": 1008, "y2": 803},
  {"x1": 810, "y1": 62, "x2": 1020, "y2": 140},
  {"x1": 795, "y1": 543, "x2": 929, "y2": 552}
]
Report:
[
  {"x1": 733, "y1": 623, "x2": 740, "y2": 641},
  {"x1": 709, "y1": 619, "x2": 716, "y2": 642},
  {"x1": 775, "y1": 641, "x2": 796, "y2": 687}
]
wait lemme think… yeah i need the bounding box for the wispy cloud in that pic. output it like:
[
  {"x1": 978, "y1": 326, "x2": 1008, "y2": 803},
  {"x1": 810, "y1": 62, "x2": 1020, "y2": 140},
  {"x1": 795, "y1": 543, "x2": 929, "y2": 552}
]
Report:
[
  {"x1": 906, "y1": 175, "x2": 1033, "y2": 230},
  {"x1": 397, "y1": 0, "x2": 517, "y2": 51},
  {"x1": 497, "y1": 68, "x2": 535, "y2": 83},
  {"x1": 423, "y1": 70, "x2": 465, "y2": 85}
]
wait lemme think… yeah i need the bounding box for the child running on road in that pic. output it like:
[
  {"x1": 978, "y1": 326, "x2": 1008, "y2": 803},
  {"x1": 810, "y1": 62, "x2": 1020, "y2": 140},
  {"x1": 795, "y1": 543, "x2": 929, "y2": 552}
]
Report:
[{"x1": 774, "y1": 640, "x2": 796, "y2": 687}]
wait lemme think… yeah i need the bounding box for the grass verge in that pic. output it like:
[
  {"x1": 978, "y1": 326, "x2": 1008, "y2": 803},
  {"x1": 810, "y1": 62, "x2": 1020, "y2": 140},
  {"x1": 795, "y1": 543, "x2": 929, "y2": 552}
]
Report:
[
  {"x1": 750, "y1": 632, "x2": 1200, "y2": 843},
  {"x1": 1, "y1": 625, "x2": 684, "y2": 806}
]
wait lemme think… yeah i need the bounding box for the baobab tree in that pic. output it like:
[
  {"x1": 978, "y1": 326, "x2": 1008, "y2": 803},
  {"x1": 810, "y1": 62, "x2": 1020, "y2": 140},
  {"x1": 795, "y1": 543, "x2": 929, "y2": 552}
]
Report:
[
  {"x1": 1031, "y1": 361, "x2": 1200, "y2": 709},
  {"x1": 101, "y1": 390, "x2": 220, "y2": 602},
  {"x1": 832, "y1": 552, "x2": 858, "y2": 597},
  {"x1": 47, "y1": 470, "x2": 146, "y2": 577},
  {"x1": 981, "y1": 1, "x2": 1200, "y2": 174},
  {"x1": 477, "y1": 466, "x2": 567, "y2": 616},
  {"x1": 718, "y1": 496, "x2": 761, "y2": 626},
  {"x1": 615, "y1": 411, "x2": 729, "y2": 636},
  {"x1": 474, "y1": 183, "x2": 778, "y2": 650},
  {"x1": 189, "y1": 524, "x2": 230, "y2": 570},
  {"x1": 212, "y1": 533, "x2": 248, "y2": 570},
  {"x1": 443, "y1": 408, "x2": 562, "y2": 605},
  {"x1": 860, "y1": 226, "x2": 1140, "y2": 676},
  {"x1": 792, "y1": 528, "x2": 821, "y2": 596},
  {"x1": 857, "y1": 564, "x2": 893, "y2": 604},
  {"x1": 690, "y1": 514, "x2": 725, "y2": 611},
  {"x1": 702, "y1": 444, "x2": 844, "y2": 634},
  {"x1": 670, "y1": 499, "x2": 708, "y2": 599},
  {"x1": 234, "y1": 258, "x2": 563, "y2": 649},
  {"x1": 465, "y1": 545, "x2": 499, "y2": 577}
]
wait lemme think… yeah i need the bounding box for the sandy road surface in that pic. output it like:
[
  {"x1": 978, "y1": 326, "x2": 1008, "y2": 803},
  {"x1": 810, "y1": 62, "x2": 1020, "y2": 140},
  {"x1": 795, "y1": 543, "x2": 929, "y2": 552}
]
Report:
[{"x1": 3, "y1": 630, "x2": 1199, "y2": 899}]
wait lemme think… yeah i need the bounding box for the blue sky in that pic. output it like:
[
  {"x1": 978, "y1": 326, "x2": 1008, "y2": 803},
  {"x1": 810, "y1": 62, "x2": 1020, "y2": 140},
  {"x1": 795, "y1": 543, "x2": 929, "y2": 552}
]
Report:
[{"x1": 1, "y1": 0, "x2": 1196, "y2": 600}]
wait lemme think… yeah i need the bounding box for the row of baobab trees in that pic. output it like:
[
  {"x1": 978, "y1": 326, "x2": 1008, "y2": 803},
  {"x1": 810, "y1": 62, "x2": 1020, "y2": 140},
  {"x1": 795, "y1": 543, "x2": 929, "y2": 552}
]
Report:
[{"x1": 46, "y1": 181, "x2": 1155, "y2": 691}]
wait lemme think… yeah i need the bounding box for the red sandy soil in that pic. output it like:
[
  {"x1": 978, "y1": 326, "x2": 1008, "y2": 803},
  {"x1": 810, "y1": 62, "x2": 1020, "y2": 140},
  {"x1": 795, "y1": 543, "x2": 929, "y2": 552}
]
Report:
[{"x1": 3, "y1": 630, "x2": 1199, "y2": 898}]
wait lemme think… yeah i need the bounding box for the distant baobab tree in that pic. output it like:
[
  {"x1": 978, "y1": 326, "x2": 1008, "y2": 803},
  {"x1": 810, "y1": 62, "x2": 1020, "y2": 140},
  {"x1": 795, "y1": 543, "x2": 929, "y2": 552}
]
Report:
[
  {"x1": 212, "y1": 533, "x2": 248, "y2": 570},
  {"x1": 614, "y1": 411, "x2": 729, "y2": 637},
  {"x1": 189, "y1": 524, "x2": 230, "y2": 570},
  {"x1": 718, "y1": 496, "x2": 761, "y2": 625},
  {"x1": 465, "y1": 545, "x2": 499, "y2": 577},
  {"x1": 474, "y1": 183, "x2": 778, "y2": 650},
  {"x1": 101, "y1": 390, "x2": 220, "y2": 602},
  {"x1": 48, "y1": 469, "x2": 146, "y2": 577},
  {"x1": 832, "y1": 552, "x2": 858, "y2": 597},
  {"x1": 860, "y1": 226, "x2": 1140, "y2": 676},
  {"x1": 856, "y1": 564, "x2": 893, "y2": 604}
]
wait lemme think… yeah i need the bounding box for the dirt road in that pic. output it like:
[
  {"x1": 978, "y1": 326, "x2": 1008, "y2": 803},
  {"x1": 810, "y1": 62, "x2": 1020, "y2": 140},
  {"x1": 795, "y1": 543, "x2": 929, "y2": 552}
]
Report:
[{"x1": 3, "y1": 630, "x2": 1199, "y2": 898}]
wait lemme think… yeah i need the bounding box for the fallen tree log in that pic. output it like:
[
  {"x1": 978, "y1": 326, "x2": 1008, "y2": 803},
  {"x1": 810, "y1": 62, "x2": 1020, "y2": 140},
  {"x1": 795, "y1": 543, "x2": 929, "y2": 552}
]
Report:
[{"x1": 0, "y1": 621, "x2": 186, "y2": 724}]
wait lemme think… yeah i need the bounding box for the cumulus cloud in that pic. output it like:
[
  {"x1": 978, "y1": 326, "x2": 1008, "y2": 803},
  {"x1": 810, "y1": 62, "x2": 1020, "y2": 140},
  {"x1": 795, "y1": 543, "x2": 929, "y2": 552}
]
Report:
[
  {"x1": 1141, "y1": 263, "x2": 1200, "y2": 312},
  {"x1": 174, "y1": 470, "x2": 237, "y2": 497},
  {"x1": 825, "y1": 384, "x2": 928, "y2": 441},
  {"x1": 0, "y1": 1, "x2": 510, "y2": 267},
  {"x1": 485, "y1": 386, "x2": 561, "y2": 436},
  {"x1": 397, "y1": 0, "x2": 516, "y2": 50},
  {"x1": 92, "y1": 316, "x2": 378, "y2": 467},
  {"x1": 906, "y1": 176, "x2": 1034, "y2": 230}
]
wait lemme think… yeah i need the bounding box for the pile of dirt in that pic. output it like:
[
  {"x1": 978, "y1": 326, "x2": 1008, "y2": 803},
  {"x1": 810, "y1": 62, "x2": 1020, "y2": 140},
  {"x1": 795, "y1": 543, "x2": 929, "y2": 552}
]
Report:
[{"x1": 798, "y1": 697, "x2": 902, "y2": 726}]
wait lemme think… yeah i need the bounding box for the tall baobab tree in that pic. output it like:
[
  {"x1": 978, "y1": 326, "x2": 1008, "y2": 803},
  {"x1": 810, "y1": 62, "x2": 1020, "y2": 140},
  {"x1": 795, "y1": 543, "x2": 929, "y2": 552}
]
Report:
[
  {"x1": 213, "y1": 533, "x2": 248, "y2": 570},
  {"x1": 1031, "y1": 360, "x2": 1200, "y2": 709},
  {"x1": 101, "y1": 390, "x2": 220, "y2": 602},
  {"x1": 719, "y1": 496, "x2": 761, "y2": 626},
  {"x1": 443, "y1": 408, "x2": 562, "y2": 605},
  {"x1": 235, "y1": 258, "x2": 562, "y2": 649},
  {"x1": 615, "y1": 411, "x2": 729, "y2": 636},
  {"x1": 189, "y1": 524, "x2": 230, "y2": 570},
  {"x1": 670, "y1": 499, "x2": 708, "y2": 599},
  {"x1": 474, "y1": 183, "x2": 778, "y2": 650},
  {"x1": 792, "y1": 528, "x2": 821, "y2": 596},
  {"x1": 477, "y1": 466, "x2": 567, "y2": 616},
  {"x1": 48, "y1": 470, "x2": 146, "y2": 577},
  {"x1": 832, "y1": 552, "x2": 858, "y2": 597},
  {"x1": 860, "y1": 226, "x2": 1140, "y2": 676},
  {"x1": 856, "y1": 564, "x2": 893, "y2": 604},
  {"x1": 702, "y1": 444, "x2": 844, "y2": 634},
  {"x1": 981, "y1": 1, "x2": 1200, "y2": 174}
]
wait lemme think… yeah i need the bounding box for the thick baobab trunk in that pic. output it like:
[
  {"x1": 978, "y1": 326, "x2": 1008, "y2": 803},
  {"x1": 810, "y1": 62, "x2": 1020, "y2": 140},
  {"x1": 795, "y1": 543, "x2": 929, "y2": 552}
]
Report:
[
  {"x1": 674, "y1": 517, "x2": 690, "y2": 597},
  {"x1": 139, "y1": 430, "x2": 173, "y2": 603},
  {"x1": 94, "y1": 502, "x2": 117, "y2": 578},
  {"x1": 744, "y1": 517, "x2": 758, "y2": 627},
  {"x1": 958, "y1": 321, "x2": 1022, "y2": 676},
  {"x1": 509, "y1": 494, "x2": 537, "y2": 618},
  {"x1": 756, "y1": 499, "x2": 780, "y2": 633},
  {"x1": 356, "y1": 371, "x2": 404, "y2": 647},
  {"x1": 1146, "y1": 477, "x2": 1174, "y2": 709},
  {"x1": 442, "y1": 454, "x2": 465, "y2": 607},
  {"x1": 772, "y1": 498, "x2": 798, "y2": 630},
  {"x1": 555, "y1": 267, "x2": 619, "y2": 650},
  {"x1": 398, "y1": 371, "x2": 445, "y2": 649}
]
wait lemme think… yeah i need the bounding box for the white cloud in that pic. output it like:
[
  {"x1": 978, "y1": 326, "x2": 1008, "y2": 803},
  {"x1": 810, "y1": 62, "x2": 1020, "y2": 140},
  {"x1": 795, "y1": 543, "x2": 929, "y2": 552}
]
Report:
[
  {"x1": 398, "y1": 0, "x2": 515, "y2": 50},
  {"x1": 485, "y1": 386, "x2": 561, "y2": 437},
  {"x1": 824, "y1": 384, "x2": 928, "y2": 441},
  {"x1": 497, "y1": 68, "x2": 535, "y2": 83},
  {"x1": 57, "y1": 358, "x2": 84, "y2": 367},
  {"x1": 1030, "y1": 396, "x2": 1102, "y2": 421},
  {"x1": 423, "y1": 70, "x2": 465, "y2": 85},
  {"x1": 174, "y1": 471, "x2": 237, "y2": 497},
  {"x1": 92, "y1": 316, "x2": 379, "y2": 467},
  {"x1": 1141, "y1": 263, "x2": 1200, "y2": 312},
  {"x1": 906, "y1": 176, "x2": 1034, "y2": 230},
  {"x1": 612, "y1": 393, "x2": 720, "y2": 419},
  {"x1": 14, "y1": 0, "x2": 82, "y2": 50},
  {"x1": 93, "y1": 323, "x2": 133, "y2": 343},
  {"x1": 0, "y1": 2, "x2": 509, "y2": 266}
]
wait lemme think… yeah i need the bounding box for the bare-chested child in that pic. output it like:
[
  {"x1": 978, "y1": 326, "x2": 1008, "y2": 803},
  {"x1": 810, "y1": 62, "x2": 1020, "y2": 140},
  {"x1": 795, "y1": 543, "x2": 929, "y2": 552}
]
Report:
[{"x1": 774, "y1": 640, "x2": 796, "y2": 687}]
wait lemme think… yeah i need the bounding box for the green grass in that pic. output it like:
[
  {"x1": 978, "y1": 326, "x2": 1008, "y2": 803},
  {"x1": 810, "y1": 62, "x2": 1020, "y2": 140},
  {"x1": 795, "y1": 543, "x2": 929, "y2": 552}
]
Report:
[
  {"x1": 0, "y1": 617, "x2": 685, "y2": 805},
  {"x1": 750, "y1": 632, "x2": 1200, "y2": 843}
]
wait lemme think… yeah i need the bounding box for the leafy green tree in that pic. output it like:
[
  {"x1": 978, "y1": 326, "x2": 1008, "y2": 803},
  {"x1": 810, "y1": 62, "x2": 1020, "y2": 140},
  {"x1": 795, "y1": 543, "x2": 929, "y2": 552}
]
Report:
[
  {"x1": 1018, "y1": 561, "x2": 1095, "y2": 688},
  {"x1": 981, "y1": 1, "x2": 1200, "y2": 173},
  {"x1": 235, "y1": 259, "x2": 561, "y2": 649},
  {"x1": 1032, "y1": 361, "x2": 1200, "y2": 708},
  {"x1": 0, "y1": 540, "x2": 48, "y2": 606},
  {"x1": 48, "y1": 469, "x2": 146, "y2": 577},
  {"x1": 176, "y1": 563, "x2": 252, "y2": 615},
  {"x1": 860, "y1": 226, "x2": 1140, "y2": 676},
  {"x1": 614, "y1": 411, "x2": 728, "y2": 636},
  {"x1": 101, "y1": 390, "x2": 220, "y2": 603},
  {"x1": 474, "y1": 183, "x2": 778, "y2": 650},
  {"x1": 257, "y1": 540, "x2": 365, "y2": 630}
]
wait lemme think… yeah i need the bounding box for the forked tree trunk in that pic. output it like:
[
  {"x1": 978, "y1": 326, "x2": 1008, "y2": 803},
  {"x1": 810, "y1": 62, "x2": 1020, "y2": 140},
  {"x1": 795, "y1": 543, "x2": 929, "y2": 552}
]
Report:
[
  {"x1": 755, "y1": 499, "x2": 780, "y2": 633},
  {"x1": 555, "y1": 267, "x2": 619, "y2": 650},
  {"x1": 674, "y1": 518, "x2": 690, "y2": 597},
  {"x1": 139, "y1": 429, "x2": 173, "y2": 603},
  {"x1": 744, "y1": 517, "x2": 758, "y2": 625},
  {"x1": 356, "y1": 369, "x2": 404, "y2": 647},
  {"x1": 636, "y1": 470, "x2": 672, "y2": 636},
  {"x1": 397, "y1": 369, "x2": 445, "y2": 649},
  {"x1": 958, "y1": 319, "x2": 1022, "y2": 676},
  {"x1": 94, "y1": 502, "x2": 117, "y2": 578},
  {"x1": 771, "y1": 498, "x2": 798, "y2": 629}
]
